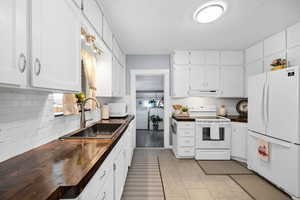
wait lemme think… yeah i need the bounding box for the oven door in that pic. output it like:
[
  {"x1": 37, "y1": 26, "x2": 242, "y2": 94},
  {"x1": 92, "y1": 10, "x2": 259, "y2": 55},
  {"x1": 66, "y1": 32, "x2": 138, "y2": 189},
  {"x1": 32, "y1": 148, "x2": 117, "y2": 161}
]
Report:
[{"x1": 196, "y1": 122, "x2": 231, "y2": 149}]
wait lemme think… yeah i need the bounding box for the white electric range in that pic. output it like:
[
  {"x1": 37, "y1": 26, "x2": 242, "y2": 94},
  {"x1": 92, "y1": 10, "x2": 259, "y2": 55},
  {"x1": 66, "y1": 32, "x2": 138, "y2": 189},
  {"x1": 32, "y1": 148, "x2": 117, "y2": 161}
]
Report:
[{"x1": 190, "y1": 106, "x2": 232, "y2": 160}]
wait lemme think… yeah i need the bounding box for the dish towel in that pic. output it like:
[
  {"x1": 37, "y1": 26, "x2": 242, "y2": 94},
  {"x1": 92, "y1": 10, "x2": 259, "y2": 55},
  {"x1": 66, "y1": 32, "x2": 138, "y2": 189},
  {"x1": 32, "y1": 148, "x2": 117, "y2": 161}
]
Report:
[
  {"x1": 258, "y1": 138, "x2": 270, "y2": 161},
  {"x1": 210, "y1": 123, "x2": 220, "y2": 140}
]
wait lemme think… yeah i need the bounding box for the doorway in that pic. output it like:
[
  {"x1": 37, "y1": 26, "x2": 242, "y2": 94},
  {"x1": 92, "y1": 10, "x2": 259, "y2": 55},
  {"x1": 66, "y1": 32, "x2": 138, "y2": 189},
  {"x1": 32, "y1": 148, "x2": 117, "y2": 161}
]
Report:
[{"x1": 130, "y1": 70, "x2": 170, "y2": 148}]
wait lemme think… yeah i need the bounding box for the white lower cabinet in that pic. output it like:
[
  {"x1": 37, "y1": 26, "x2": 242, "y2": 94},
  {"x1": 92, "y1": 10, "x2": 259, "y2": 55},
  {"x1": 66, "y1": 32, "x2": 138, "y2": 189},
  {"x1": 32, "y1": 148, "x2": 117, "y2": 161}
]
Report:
[
  {"x1": 172, "y1": 121, "x2": 195, "y2": 158},
  {"x1": 231, "y1": 122, "x2": 248, "y2": 161},
  {"x1": 61, "y1": 120, "x2": 135, "y2": 200}
]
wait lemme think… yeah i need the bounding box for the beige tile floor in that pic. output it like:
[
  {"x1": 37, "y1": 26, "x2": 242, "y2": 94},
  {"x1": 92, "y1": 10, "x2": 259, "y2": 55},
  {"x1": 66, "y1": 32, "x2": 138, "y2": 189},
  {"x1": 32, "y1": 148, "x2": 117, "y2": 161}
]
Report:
[{"x1": 130, "y1": 149, "x2": 253, "y2": 200}]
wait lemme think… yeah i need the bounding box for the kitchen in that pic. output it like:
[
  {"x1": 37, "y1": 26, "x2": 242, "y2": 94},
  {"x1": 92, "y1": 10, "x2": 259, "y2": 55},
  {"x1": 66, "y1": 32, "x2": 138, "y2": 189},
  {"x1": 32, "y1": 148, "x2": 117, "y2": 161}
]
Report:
[{"x1": 1, "y1": 0, "x2": 300, "y2": 200}]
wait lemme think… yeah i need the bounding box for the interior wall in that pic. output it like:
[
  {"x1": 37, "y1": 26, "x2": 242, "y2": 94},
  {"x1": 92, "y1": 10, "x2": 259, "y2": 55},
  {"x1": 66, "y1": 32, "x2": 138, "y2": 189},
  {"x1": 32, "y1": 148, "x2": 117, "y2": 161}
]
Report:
[
  {"x1": 126, "y1": 55, "x2": 170, "y2": 93},
  {"x1": 171, "y1": 97, "x2": 243, "y2": 116},
  {"x1": 0, "y1": 88, "x2": 100, "y2": 162}
]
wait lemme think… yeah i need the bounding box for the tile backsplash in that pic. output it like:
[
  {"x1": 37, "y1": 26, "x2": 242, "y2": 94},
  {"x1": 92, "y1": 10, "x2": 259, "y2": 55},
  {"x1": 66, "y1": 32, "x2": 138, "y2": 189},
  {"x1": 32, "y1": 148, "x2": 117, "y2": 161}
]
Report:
[
  {"x1": 0, "y1": 88, "x2": 100, "y2": 162},
  {"x1": 170, "y1": 97, "x2": 244, "y2": 115}
]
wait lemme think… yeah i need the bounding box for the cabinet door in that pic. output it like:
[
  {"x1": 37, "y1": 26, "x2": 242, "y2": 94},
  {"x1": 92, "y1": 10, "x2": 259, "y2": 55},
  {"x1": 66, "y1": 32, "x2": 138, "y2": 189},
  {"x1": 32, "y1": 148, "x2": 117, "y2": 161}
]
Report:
[
  {"x1": 205, "y1": 51, "x2": 219, "y2": 65},
  {"x1": 287, "y1": 22, "x2": 300, "y2": 49},
  {"x1": 205, "y1": 66, "x2": 219, "y2": 91},
  {"x1": 231, "y1": 123, "x2": 241, "y2": 158},
  {"x1": 120, "y1": 65, "x2": 126, "y2": 96},
  {"x1": 220, "y1": 51, "x2": 244, "y2": 66},
  {"x1": 190, "y1": 65, "x2": 205, "y2": 90},
  {"x1": 96, "y1": 43, "x2": 113, "y2": 97},
  {"x1": 220, "y1": 67, "x2": 244, "y2": 97},
  {"x1": 0, "y1": 0, "x2": 27, "y2": 87},
  {"x1": 83, "y1": 0, "x2": 102, "y2": 35},
  {"x1": 172, "y1": 65, "x2": 190, "y2": 97},
  {"x1": 97, "y1": 171, "x2": 113, "y2": 200},
  {"x1": 245, "y1": 42, "x2": 263, "y2": 64},
  {"x1": 173, "y1": 51, "x2": 189, "y2": 65},
  {"x1": 231, "y1": 122, "x2": 247, "y2": 159},
  {"x1": 31, "y1": 0, "x2": 81, "y2": 92},
  {"x1": 103, "y1": 17, "x2": 113, "y2": 49},
  {"x1": 190, "y1": 51, "x2": 205, "y2": 65},
  {"x1": 264, "y1": 31, "x2": 286, "y2": 57},
  {"x1": 114, "y1": 151, "x2": 125, "y2": 200},
  {"x1": 112, "y1": 58, "x2": 120, "y2": 96},
  {"x1": 287, "y1": 46, "x2": 300, "y2": 67},
  {"x1": 245, "y1": 60, "x2": 264, "y2": 97}
]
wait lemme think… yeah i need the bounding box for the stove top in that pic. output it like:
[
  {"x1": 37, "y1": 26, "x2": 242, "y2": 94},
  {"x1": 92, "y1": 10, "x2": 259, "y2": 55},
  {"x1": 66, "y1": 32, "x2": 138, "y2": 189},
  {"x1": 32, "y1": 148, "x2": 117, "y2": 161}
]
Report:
[{"x1": 195, "y1": 116, "x2": 230, "y2": 122}]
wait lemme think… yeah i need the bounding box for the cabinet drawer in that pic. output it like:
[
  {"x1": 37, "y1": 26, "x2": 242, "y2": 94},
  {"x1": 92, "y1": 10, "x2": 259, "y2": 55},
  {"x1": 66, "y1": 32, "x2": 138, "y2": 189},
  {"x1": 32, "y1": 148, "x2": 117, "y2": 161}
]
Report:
[
  {"x1": 178, "y1": 129, "x2": 194, "y2": 137},
  {"x1": 178, "y1": 137, "x2": 194, "y2": 147},
  {"x1": 177, "y1": 123, "x2": 195, "y2": 129},
  {"x1": 177, "y1": 147, "x2": 194, "y2": 157}
]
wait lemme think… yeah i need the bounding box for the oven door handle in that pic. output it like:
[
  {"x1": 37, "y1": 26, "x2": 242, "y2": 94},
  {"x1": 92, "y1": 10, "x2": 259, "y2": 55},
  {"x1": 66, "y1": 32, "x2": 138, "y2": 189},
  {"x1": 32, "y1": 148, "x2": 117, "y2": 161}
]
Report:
[{"x1": 196, "y1": 122, "x2": 230, "y2": 126}]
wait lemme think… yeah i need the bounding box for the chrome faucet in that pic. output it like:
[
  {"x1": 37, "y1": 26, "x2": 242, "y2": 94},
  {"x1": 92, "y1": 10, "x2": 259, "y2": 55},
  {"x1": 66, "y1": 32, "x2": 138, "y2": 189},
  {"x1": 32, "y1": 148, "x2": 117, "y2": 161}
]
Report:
[{"x1": 80, "y1": 97, "x2": 101, "y2": 129}]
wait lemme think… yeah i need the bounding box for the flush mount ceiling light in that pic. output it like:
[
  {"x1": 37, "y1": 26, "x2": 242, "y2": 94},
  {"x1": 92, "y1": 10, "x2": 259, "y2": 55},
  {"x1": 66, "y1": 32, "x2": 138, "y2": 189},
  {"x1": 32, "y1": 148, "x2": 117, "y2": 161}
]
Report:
[{"x1": 193, "y1": 1, "x2": 226, "y2": 23}]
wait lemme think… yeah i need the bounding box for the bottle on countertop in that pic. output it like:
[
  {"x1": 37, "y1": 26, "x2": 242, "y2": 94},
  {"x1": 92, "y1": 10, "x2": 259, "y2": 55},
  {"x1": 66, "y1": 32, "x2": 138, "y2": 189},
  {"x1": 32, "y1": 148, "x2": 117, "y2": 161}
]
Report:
[{"x1": 218, "y1": 105, "x2": 227, "y2": 116}]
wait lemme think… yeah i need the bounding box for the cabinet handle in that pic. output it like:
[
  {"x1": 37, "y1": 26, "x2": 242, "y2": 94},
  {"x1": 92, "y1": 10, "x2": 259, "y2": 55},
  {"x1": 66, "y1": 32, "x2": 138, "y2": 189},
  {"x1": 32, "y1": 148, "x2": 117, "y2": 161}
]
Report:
[
  {"x1": 34, "y1": 58, "x2": 41, "y2": 76},
  {"x1": 100, "y1": 170, "x2": 106, "y2": 179},
  {"x1": 101, "y1": 192, "x2": 106, "y2": 200},
  {"x1": 18, "y1": 53, "x2": 26, "y2": 73}
]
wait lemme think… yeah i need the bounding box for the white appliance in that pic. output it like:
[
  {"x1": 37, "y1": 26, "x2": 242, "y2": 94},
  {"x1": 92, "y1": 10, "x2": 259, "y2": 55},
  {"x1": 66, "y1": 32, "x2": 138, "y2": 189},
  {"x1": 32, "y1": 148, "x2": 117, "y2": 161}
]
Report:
[
  {"x1": 108, "y1": 103, "x2": 128, "y2": 117},
  {"x1": 248, "y1": 66, "x2": 300, "y2": 199},
  {"x1": 194, "y1": 106, "x2": 232, "y2": 160}
]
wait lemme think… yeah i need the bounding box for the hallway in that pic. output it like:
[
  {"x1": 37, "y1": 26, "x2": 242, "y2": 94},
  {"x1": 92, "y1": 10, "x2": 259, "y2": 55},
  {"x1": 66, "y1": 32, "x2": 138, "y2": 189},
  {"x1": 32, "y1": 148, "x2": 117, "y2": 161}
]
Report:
[{"x1": 136, "y1": 130, "x2": 164, "y2": 147}]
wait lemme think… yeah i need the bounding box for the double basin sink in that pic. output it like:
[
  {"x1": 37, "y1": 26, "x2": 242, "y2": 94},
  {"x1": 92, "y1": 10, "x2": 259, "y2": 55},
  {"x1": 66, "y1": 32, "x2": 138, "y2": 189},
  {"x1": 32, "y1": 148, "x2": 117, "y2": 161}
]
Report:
[{"x1": 60, "y1": 123, "x2": 124, "y2": 140}]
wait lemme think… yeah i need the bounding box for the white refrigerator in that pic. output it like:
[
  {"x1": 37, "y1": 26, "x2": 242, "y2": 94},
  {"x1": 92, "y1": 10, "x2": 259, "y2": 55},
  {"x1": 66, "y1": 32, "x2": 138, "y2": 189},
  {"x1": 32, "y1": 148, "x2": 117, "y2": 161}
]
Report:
[{"x1": 248, "y1": 66, "x2": 300, "y2": 199}]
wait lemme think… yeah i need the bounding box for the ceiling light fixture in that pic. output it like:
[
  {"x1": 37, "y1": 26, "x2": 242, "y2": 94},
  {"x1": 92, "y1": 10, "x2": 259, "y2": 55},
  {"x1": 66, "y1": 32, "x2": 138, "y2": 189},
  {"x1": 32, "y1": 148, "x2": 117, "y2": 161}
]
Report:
[{"x1": 193, "y1": 1, "x2": 226, "y2": 24}]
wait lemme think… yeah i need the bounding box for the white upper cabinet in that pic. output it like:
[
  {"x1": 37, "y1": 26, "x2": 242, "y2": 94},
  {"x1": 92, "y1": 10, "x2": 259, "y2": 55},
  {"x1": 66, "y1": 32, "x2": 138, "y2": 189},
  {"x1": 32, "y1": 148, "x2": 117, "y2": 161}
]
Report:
[
  {"x1": 205, "y1": 51, "x2": 220, "y2": 65},
  {"x1": 287, "y1": 46, "x2": 300, "y2": 67},
  {"x1": 287, "y1": 22, "x2": 300, "y2": 49},
  {"x1": 190, "y1": 51, "x2": 205, "y2": 65},
  {"x1": 96, "y1": 41, "x2": 113, "y2": 97},
  {"x1": 263, "y1": 31, "x2": 286, "y2": 57},
  {"x1": 172, "y1": 65, "x2": 190, "y2": 97},
  {"x1": 245, "y1": 60, "x2": 263, "y2": 97},
  {"x1": 205, "y1": 66, "x2": 219, "y2": 91},
  {"x1": 82, "y1": 0, "x2": 102, "y2": 36},
  {"x1": 31, "y1": 0, "x2": 81, "y2": 92},
  {"x1": 220, "y1": 51, "x2": 244, "y2": 66},
  {"x1": 220, "y1": 67, "x2": 244, "y2": 97},
  {"x1": 0, "y1": 0, "x2": 27, "y2": 87},
  {"x1": 103, "y1": 17, "x2": 113, "y2": 50},
  {"x1": 190, "y1": 66, "x2": 205, "y2": 90},
  {"x1": 190, "y1": 65, "x2": 219, "y2": 91},
  {"x1": 245, "y1": 42, "x2": 263, "y2": 63},
  {"x1": 173, "y1": 51, "x2": 190, "y2": 65},
  {"x1": 112, "y1": 58, "x2": 120, "y2": 96}
]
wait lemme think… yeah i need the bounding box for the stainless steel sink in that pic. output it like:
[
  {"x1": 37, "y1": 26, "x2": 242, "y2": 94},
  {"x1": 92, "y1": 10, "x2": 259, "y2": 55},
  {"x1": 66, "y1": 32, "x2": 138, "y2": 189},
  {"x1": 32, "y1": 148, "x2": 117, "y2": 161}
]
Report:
[{"x1": 61, "y1": 123, "x2": 123, "y2": 139}]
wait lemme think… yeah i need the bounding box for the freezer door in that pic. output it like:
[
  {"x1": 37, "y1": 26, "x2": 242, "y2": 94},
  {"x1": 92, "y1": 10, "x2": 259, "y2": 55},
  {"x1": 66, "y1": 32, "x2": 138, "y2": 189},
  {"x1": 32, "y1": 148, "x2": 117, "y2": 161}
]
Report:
[
  {"x1": 266, "y1": 66, "x2": 300, "y2": 143},
  {"x1": 248, "y1": 73, "x2": 267, "y2": 134}
]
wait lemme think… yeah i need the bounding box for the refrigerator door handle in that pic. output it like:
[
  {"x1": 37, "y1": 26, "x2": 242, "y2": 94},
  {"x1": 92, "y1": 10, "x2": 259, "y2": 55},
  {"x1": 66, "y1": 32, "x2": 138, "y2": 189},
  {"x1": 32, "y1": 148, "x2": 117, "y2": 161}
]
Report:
[
  {"x1": 249, "y1": 132, "x2": 291, "y2": 148},
  {"x1": 262, "y1": 83, "x2": 267, "y2": 124},
  {"x1": 266, "y1": 83, "x2": 270, "y2": 123}
]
